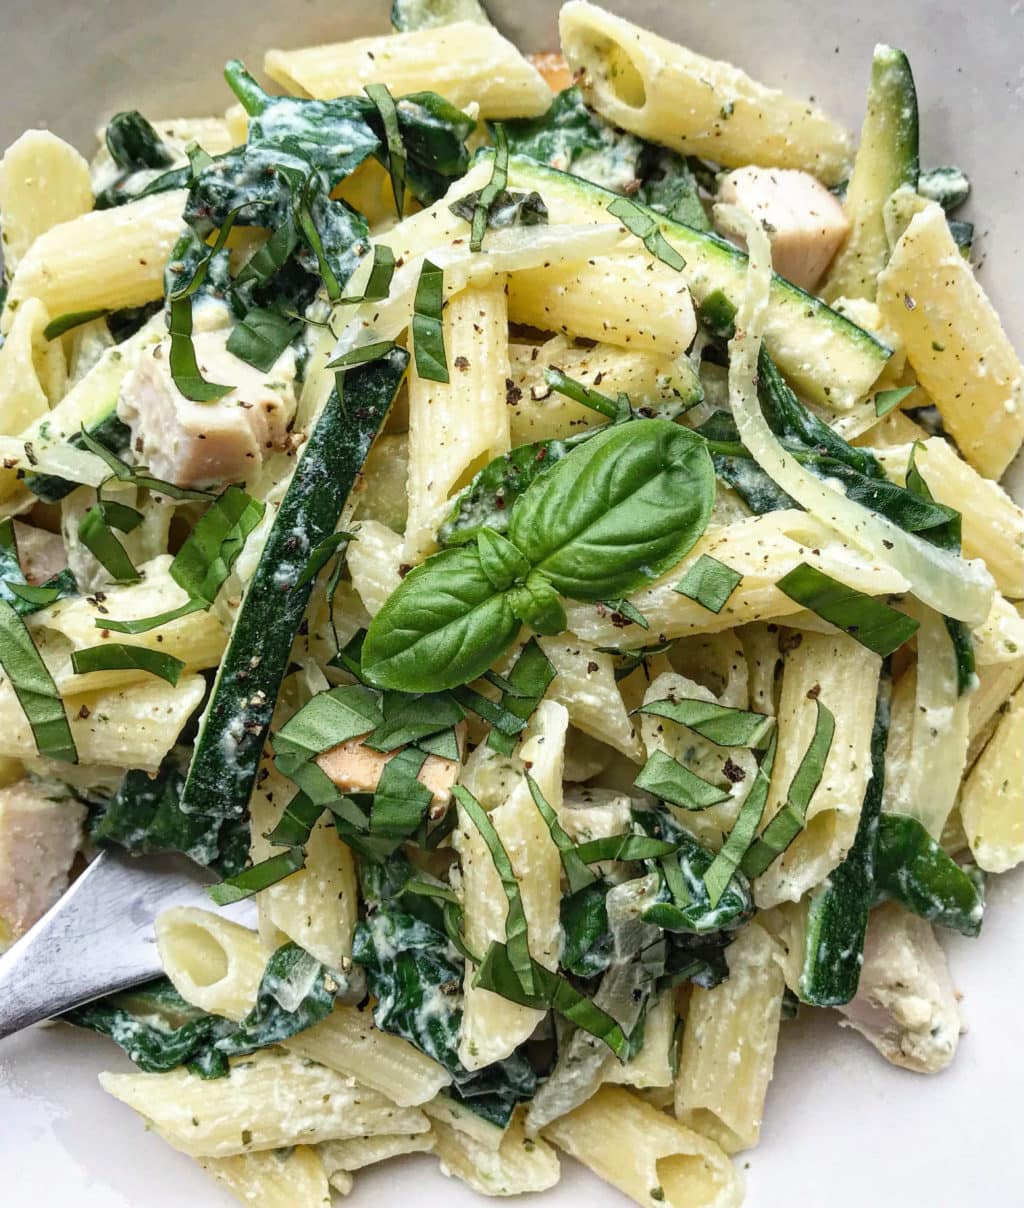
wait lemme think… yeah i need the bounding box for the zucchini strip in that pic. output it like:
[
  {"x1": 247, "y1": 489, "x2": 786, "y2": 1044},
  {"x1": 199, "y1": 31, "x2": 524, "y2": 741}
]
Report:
[{"x1": 179, "y1": 348, "x2": 409, "y2": 822}]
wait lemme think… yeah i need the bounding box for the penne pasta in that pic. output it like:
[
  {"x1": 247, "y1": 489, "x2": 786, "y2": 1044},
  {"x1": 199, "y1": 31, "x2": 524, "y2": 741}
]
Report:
[
  {"x1": 0, "y1": 130, "x2": 93, "y2": 274},
  {"x1": 960, "y1": 682, "x2": 1024, "y2": 873}
]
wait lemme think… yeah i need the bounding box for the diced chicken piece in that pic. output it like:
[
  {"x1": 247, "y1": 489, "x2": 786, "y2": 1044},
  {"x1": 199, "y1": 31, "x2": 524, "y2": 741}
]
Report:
[
  {"x1": 118, "y1": 327, "x2": 297, "y2": 490},
  {"x1": 528, "y1": 51, "x2": 575, "y2": 94},
  {"x1": 718, "y1": 166, "x2": 850, "y2": 291},
  {"x1": 316, "y1": 724, "x2": 465, "y2": 808},
  {"x1": 838, "y1": 902, "x2": 962, "y2": 1073},
  {"x1": 0, "y1": 780, "x2": 86, "y2": 949},
  {"x1": 12, "y1": 520, "x2": 67, "y2": 585}
]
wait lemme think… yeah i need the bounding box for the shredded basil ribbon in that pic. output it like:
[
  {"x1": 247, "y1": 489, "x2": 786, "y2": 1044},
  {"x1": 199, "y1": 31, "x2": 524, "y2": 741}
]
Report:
[
  {"x1": 775, "y1": 563, "x2": 920, "y2": 657},
  {"x1": 874, "y1": 385, "x2": 915, "y2": 417},
  {"x1": 633, "y1": 748, "x2": 732, "y2": 810},
  {"x1": 702, "y1": 733, "x2": 777, "y2": 907},
  {"x1": 607, "y1": 195, "x2": 686, "y2": 271},
  {"x1": 471, "y1": 123, "x2": 509, "y2": 252},
  {"x1": 412, "y1": 258, "x2": 448, "y2": 383},
  {"x1": 76, "y1": 428, "x2": 215, "y2": 502},
  {"x1": 527, "y1": 774, "x2": 596, "y2": 894},
  {"x1": 364, "y1": 83, "x2": 406, "y2": 218},
  {"x1": 78, "y1": 498, "x2": 143, "y2": 584},
  {"x1": 0, "y1": 601, "x2": 77, "y2": 763},
  {"x1": 43, "y1": 309, "x2": 111, "y2": 340},
  {"x1": 71, "y1": 643, "x2": 185, "y2": 686},
  {"x1": 638, "y1": 697, "x2": 775, "y2": 748},
  {"x1": 674, "y1": 554, "x2": 742, "y2": 614}
]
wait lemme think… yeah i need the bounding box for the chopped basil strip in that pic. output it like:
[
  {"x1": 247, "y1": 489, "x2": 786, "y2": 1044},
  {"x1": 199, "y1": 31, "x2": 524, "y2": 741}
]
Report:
[
  {"x1": 527, "y1": 774, "x2": 597, "y2": 894},
  {"x1": 874, "y1": 385, "x2": 916, "y2": 417},
  {"x1": 294, "y1": 531, "x2": 353, "y2": 590},
  {"x1": 169, "y1": 485, "x2": 266, "y2": 605},
  {"x1": 0, "y1": 600, "x2": 77, "y2": 763},
  {"x1": 470, "y1": 122, "x2": 509, "y2": 252},
  {"x1": 674, "y1": 554, "x2": 742, "y2": 614},
  {"x1": 44, "y1": 309, "x2": 111, "y2": 340},
  {"x1": 742, "y1": 701, "x2": 836, "y2": 878},
  {"x1": 702, "y1": 733, "x2": 777, "y2": 907},
  {"x1": 607, "y1": 195, "x2": 686, "y2": 271},
  {"x1": 102, "y1": 599, "x2": 207, "y2": 636},
  {"x1": 78, "y1": 500, "x2": 142, "y2": 584},
  {"x1": 601, "y1": 598, "x2": 649, "y2": 629},
  {"x1": 225, "y1": 308, "x2": 301, "y2": 372},
  {"x1": 328, "y1": 339, "x2": 399, "y2": 370},
  {"x1": 76, "y1": 428, "x2": 214, "y2": 502},
  {"x1": 167, "y1": 295, "x2": 233, "y2": 402},
  {"x1": 775, "y1": 563, "x2": 919, "y2": 657},
  {"x1": 344, "y1": 244, "x2": 396, "y2": 303},
  {"x1": 484, "y1": 638, "x2": 556, "y2": 755},
  {"x1": 639, "y1": 697, "x2": 775, "y2": 748},
  {"x1": 412, "y1": 258, "x2": 448, "y2": 383},
  {"x1": 633, "y1": 749, "x2": 732, "y2": 811},
  {"x1": 364, "y1": 83, "x2": 406, "y2": 218},
  {"x1": 208, "y1": 848, "x2": 307, "y2": 905},
  {"x1": 573, "y1": 833, "x2": 679, "y2": 863},
  {"x1": 70, "y1": 644, "x2": 185, "y2": 686}
]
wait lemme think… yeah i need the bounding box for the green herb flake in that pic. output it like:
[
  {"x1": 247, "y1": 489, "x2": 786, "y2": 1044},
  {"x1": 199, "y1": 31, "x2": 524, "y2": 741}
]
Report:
[
  {"x1": 873, "y1": 384, "x2": 916, "y2": 417},
  {"x1": 674, "y1": 554, "x2": 742, "y2": 614},
  {"x1": 0, "y1": 600, "x2": 77, "y2": 763},
  {"x1": 71, "y1": 643, "x2": 185, "y2": 686},
  {"x1": 412, "y1": 258, "x2": 448, "y2": 383},
  {"x1": 607, "y1": 195, "x2": 686, "y2": 271}
]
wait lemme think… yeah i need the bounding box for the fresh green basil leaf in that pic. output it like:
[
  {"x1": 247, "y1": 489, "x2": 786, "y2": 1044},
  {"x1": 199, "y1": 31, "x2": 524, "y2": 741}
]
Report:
[
  {"x1": 599, "y1": 598, "x2": 649, "y2": 630},
  {"x1": 362, "y1": 543, "x2": 520, "y2": 693},
  {"x1": 101, "y1": 598, "x2": 208, "y2": 635},
  {"x1": 169, "y1": 485, "x2": 266, "y2": 606},
  {"x1": 365, "y1": 690, "x2": 465, "y2": 752},
  {"x1": 70, "y1": 643, "x2": 185, "y2": 685},
  {"x1": 509, "y1": 420, "x2": 714, "y2": 602},
  {"x1": 874, "y1": 385, "x2": 916, "y2": 418},
  {"x1": 674, "y1": 554, "x2": 742, "y2": 614},
  {"x1": 370, "y1": 746, "x2": 433, "y2": 839},
  {"x1": 344, "y1": 243, "x2": 396, "y2": 303},
  {"x1": 226, "y1": 308, "x2": 301, "y2": 372},
  {"x1": 701, "y1": 734, "x2": 777, "y2": 907},
  {"x1": 0, "y1": 600, "x2": 77, "y2": 763},
  {"x1": 742, "y1": 701, "x2": 836, "y2": 878},
  {"x1": 44, "y1": 309, "x2": 111, "y2": 340},
  {"x1": 574, "y1": 833, "x2": 679, "y2": 863},
  {"x1": 412, "y1": 257, "x2": 448, "y2": 383},
  {"x1": 874, "y1": 812, "x2": 984, "y2": 937},
  {"x1": 633, "y1": 749, "x2": 732, "y2": 811},
  {"x1": 450, "y1": 186, "x2": 548, "y2": 237},
  {"x1": 265, "y1": 791, "x2": 325, "y2": 849},
  {"x1": 470, "y1": 122, "x2": 509, "y2": 252},
  {"x1": 453, "y1": 784, "x2": 534, "y2": 991},
  {"x1": 638, "y1": 697, "x2": 775, "y2": 749},
  {"x1": 168, "y1": 295, "x2": 233, "y2": 402},
  {"x1": 508, "y1": 570, "x2": 567, "y2": 635},
  {"x1": 364, "y1": 83, "x2": 406, "y2": 218},
  {"x1": 776, "y1": 563, "x2": 919, "y2": 657},
  {"x1": 328, "y1": 340, "x2": 399, "y2": 370},
  {"x1": 607, "y1": 195, "x2": 686, "y2": 271},
  {"x1": 476, "y1": 527, "x2": 531, "y2": 591},
  {"x1": 3, "y1": 579, "x2": 70, "y2": 609}
]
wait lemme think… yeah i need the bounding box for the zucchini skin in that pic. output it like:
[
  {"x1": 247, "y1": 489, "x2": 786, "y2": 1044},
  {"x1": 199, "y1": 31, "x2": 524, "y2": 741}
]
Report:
[
  {"x1": 799, "y1": 680, "x2": 889, "y2": 1006},
  {"x1": 179, "y1": 347, "x2": 409, "y2": 823}
]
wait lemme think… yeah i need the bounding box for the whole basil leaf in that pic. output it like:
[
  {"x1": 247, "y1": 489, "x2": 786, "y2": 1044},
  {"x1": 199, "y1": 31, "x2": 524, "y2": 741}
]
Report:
[
  {"x1": 476, "y1": 527, "x2": 530, "y2": 590},
  {"x1": 361, "y1": 543, "x2": 521, "y2": 692},
  {"x1": 508, "y1": 420, "x2": 714, "y2": 601},
  {"x1": 508, "y1": 571, "x2": 566, "y2": 635}
]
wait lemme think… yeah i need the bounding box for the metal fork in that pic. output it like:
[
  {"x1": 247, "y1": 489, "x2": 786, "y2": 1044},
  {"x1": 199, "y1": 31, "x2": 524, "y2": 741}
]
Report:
[{"x1": 0, "y1": 849, "x2": 256, "y2": 1040}]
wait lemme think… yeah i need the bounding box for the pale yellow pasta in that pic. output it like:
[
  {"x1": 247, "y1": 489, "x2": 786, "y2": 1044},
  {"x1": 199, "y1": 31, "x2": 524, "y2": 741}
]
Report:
[
  {"x1": 507, "y1": 336, "x2": 700, "y2": 445},
  {"x1": 347, "y1": 518, "x2": 404, "y2": 617},
  {"x1": 675, "y1": 922, "x2": 785, "y2": 1154},
  {"x1": 423, "y1": 1092, "x2": 506, "y2": 1150},
  {"x1": 877, "y1": 201, "x2": 1024, "y2": 479},
  {"x1": 754, "y1": 631, "x2": 880, "y2": 908},
  {"x1": 972, "y1": 593, "x2": 1024, "y2": 668},
  {"x1": 264, "y1": 24, "x2": 551, "y2": 118},
  {"x1": 353, "y1": 432, "x2": 409, "y2": 532},
  {"x1": 967, "y1": 660, "x2": 1024, "y2": 766},
  {"x1": 198, "y1": 1145, "x2": 332, "y2": 1208},
  {"x1": 404, "y1": 283, "x2": 510, "y2": 561},
  {"x1": 318, "y1": 1131, "x2": 433, "y2": 1175},
  {"x1": 0, "y1": 130, "x2": 92, "y2": 274},
  {"x1": 99, "y1": 1048, "x2": 425, "y2": 1157},
  {"x1": 560, "y1": 1, "x2": 850, "y2": 182},
  {"x1": 456, "y1": 699, "x2": 567, "y2": 1069},
  {"x1": 286, "y1": 1009, "x2": 451, "y2": 1108},
  {"x1": 565, "y1": 511, "x2": 910, "y2": 648},
  {"x1": 538, "y1": 636, "x2": 644, "y2": 762},
  {"x1": 0, "y1": 297, "x2": 66, "y2": 435},
  {"x1": 875, "y1": 438, "x2": 1024, "y2": 598},
  {"x1": 508, "y1": 249, "x2": 697, "y2": 361},
  {"x1": 3, "y1": 190, "x2": 187, "y2": 334},
  {"x1": 433, "y1": 1107, "x2": 561, "y2": 1196},
  {"x1": 0, "y1": 672, "x2": 204, "y2": 769},
  {"x1": 544, "y1": 1084, "x2": 742, "y2": 1208},
  {"x1": 960, "y1": 682, "x2": 1024, "y2": 872},
  {"x1": 605, "y1": 990, "x2": 677, "y2": 1090},
  {"x1": 739, "y1": 623, "x2": 784, "y2": 716},
  {"x1": 156, "y1": 908, "x2": 268, "y2": 1020}
]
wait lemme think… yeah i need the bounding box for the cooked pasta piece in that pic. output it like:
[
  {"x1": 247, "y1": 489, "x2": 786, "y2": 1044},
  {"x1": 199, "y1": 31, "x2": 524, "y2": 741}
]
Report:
[
  {"x1": 433, "y1": 1107, "x2": 561, "y2": 1196},
  {"x1": 605, "y1": 990, "x2": 677, "y2": 1090},
  {"x1": 3, "y1": 190, "x2": 187, "y2": 333},
  {"x1": 675, "y1": 922, "x2": 785, "y2": 1154},
  {"x1": 538, "y1": 636, "x2": 644, "y2": 762},
  {"x1": 318, "y1": 1131, "x2": 433, "y2": 1175},
  {"x1": 559, "y1": 2, "x2": 851, "y2": 182},
  {"x1": 347, "y1": 518, "x2": 405, "y2": 618},
  {"x1": 960, "y1": 682, "x2": 1023, "y2": 872},
  {"x1": 198, "y1": 1145, "x2": 333, "y2": 1208},
  {"x1": 404, "y1": 283, "x2": 510, "y2": 561},
  {"x1": 99, "y1": 1048, "x2": 426, "y2": 1157},
  {"x1": 0, "y1": 297, "x2": 66, "y2": 435},
  {"x1": 156, "y1": 908, "x2": 268, "y2": 1019},
  {"x1": 544, "y1": 1084, "x2": 742, "y2": 1208},
  {"x1": 264, "y1": 23, "x2": 551, "y2": 117},
  {"x1": 0, "y1": 130, "x2": 93, "y2": 274}
]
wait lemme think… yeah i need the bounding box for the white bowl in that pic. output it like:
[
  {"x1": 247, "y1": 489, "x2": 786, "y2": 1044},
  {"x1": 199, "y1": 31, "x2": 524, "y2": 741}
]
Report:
[{"x1": 0, "y1": 3, "x2": 1021, "y2": 1205}]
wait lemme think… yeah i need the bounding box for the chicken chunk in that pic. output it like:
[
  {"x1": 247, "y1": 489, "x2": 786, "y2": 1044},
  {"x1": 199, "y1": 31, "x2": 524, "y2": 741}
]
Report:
[
  {"x1": 12, "y1": 520, "x2": 67, "y2": 585},
  {"x1": 838, "y1": 902, "x2": 962, "y2": 1073},
  {"x1": 118, "y1": 325, "x2": 297, "y2": 490},
  {"x1": 0, "y1": 779, "x2": 86, "y2": 950},
  {"x1": 718, "y1": 166, "x2": 850, "y2": 291},
  {"x1": 316, "y1": 724, "x2": 466, "y2": 808}
]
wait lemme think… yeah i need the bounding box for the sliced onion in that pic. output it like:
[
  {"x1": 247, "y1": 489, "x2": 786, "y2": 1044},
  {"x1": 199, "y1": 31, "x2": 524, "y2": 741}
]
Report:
[{"x1": 716, "y1": 202, "x2": 994, "y2": 627}]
